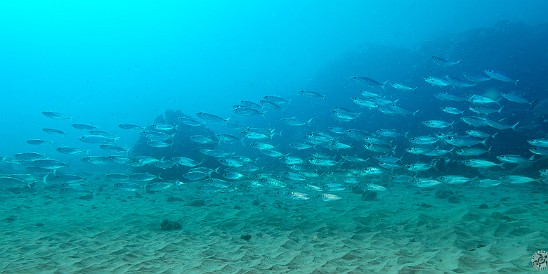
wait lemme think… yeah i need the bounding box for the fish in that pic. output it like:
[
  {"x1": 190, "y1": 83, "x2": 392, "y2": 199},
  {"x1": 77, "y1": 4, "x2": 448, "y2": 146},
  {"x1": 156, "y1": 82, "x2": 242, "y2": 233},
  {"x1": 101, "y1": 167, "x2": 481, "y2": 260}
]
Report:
[
  {"x1": 530, "y1": 147, "x2": 548, "y2": 156},
  {"x1": 352, "y1": 97, "x2": 379, "y2": 108},
  {"x1": 72, "y1": 123, "x2": 97, "y2": 130},
  {"x1": 441, "y1": 107, "x2": 464, "y2": 115},
  {"x1": 437, "y1": 175, "x2": 473, "y2": 184},
  {"x1": 147, "y1": 140, "x2": 172, "y2": 148},
  {"x1": 332, "y1": 107, "x2": 360, "y2": 121},
  {"x1": 468, "y1": 95, "x2": 499, "y2": 105},
  {"x1": 146, "y1": 182, "x2": 174, "y2": 192},
  {"x1": 199, "y1": 149, "x2": 232, "y2": 158},
  {"x1": 422, "y1": 120, "x2": 453, "y2": 129},
  {"x1": 351, "y1": 76, "x2": 386, "y2": 88},
  {"x1": 496, "y1": 154, "x2": 534, "y2": 164},
  {"x1": 365, "y1": 143, "x2": 396, "y2": 154},
  {"x1": 285, "y1": 191, "x2": 310, "y2": 200},
  {"x1": 409, "y1": 136, "x2": 439, "y2": 145},
  {"x1": 465, "y1": 130, "x2": 492, "y2": 139},
  {"x1": 469, "y1": 105, "x2": 503, "y2": 115},
  {"x1": 190, "y1": 135, "x2": 216, "y2": 144},
  {"x1": 14, "y1": 152, "x2": 46, "y2": 161},
  {"x1": 26, "y1": 139, "x2": 52, "y2": 146},
  {"x1": 499, "y1": 175, "x2": 537, "y2": 184},
  {"x1": 431, "y1": 56, "x2": 460, "y2": 66},
  {"x1": 474, "y1": 179, "x2": 501, "y2": 187},
  {"x1": 79, "y1": 135, "x2": 118, "y2": 144},
  {"x1": 299, "y1": 90, "x2": 326, "y2": 99},
  {"x1": 178, "y1": 116, "x2": 204, "y2": 127},
  {"x1": 462, "y1": 159, "x2": 502, "y2": 168},
  {"x1": 455, "y1": 147, "x2": 490, "y2": 157},
  {"x1": 129, "y1": 173, "x2": 158, "y2": 182},
  {"x1": 233, "y1": 106, "x2": 264, "y2": 116},
  {"x1": 81, "y1": 156, "x2": 111, "y2": 165},
  {"x1": 263, "y1": 95, "x2": 290, "y2": 105},
  {"x1": 376, "y1": 129, "x2": 405, "y2": 138},
  {"x1": 424, "y1": 76, "x2": 451, "y2": 87},
  {"x1": 308, "y1": 158, "x2": 338, "y2": 167},
  {"x1": 56, "y1": 146, "x2": 87, "y2": 155},
  {"x1": 42, "y1": 128, "x2": 66, "y2": 135},
  {"x1": 528, "y1": 138, "x2": 548, "y2": 147},
  {"x1": 223, "y1": 171, "x2": 244, "y2": 180},
  {"x1": 260, "y1": 100, "x2": 283, "y2": 110},
  {"x1": 118, "y1": 123, "x2": 144, "y2": 130},
  {"x1": 99, "y1": 144, "x2": 128, "y2": 153},
  {"x1": 444, "y1": 136, "x2": 487, "y2": 147},
  {"x1": 115, "y1": 182, "x2": 144, "y2": 192},
  {"x1": 216, "y1": 134, "x2": 240, "y2": 143},
  {"x1": 463, "y1": 73, "x2": 490, "y2": 83},
  {"x1": 445, "y1": 75, "x2": 477, "y2": 88},
  {"x1": 218, "y1": 158, "x2": 244, "y2": 168},
  {"x1": 242, "y1": 130, "x2": 273, "y2": 139},
  {"x1": 319, "y1": 193, "x2": 342, "y2": 201},
  {"x1": 172, "y1": 156, "x2": 201, "y2": 167},
  {"x1": 42, "y1": 111, "x2": 71, "y2": 119},
  {"x1": 435, "y1": 92, "x2": 467, "y2": 102},
  {"x1": 500, "y1": 91, "x2": 532, "y2": 106},
  {"x1": 390, "y1": 82, "x2": 417, "y2": 92},
  {"x1": 30, "y1": 159, "x2": 68, "y2": 170},
  {"x1": 413, "y1": 178, "x2": 442, "y2": 187},
  {"x1": 240, "y1": 100, "x2": 262, "y2": 109},
  {"x1": 280, "y1": 117, "x2": 313, "y2": 126},
  {"x1": 484, "y1": 118, "x2": 519, "y2": 131},
  {"x1": 250, "y1": 142, "x2": 276, "y2": 150},
  {"x1": 195, "y1": 112, "x2": 227, "y2": 122},
  {"x1": 484, "y1": 69, "x2": 519, "y2": 86},
  {"x1": 289, "y1": 142, "x2": 312, "y2": 150}
]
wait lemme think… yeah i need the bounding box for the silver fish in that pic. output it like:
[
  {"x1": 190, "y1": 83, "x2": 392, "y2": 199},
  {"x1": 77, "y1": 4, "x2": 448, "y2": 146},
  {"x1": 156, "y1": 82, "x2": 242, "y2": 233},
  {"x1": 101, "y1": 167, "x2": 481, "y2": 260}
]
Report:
[
  {"x1": 118, "y1": 123, "x2": 144, "y2": 130},
  {"x1": 42, "y1": 128, "x2": 66, "y2": 135},
  {"x1": 431, "y1": 56, "x2": 460, "y2": 66},
  {"x1": 72, "y1": 123, "x2": 97, "y2": 130},
  {"x1": 195, "y1": 112, "x2": 226, "y2": 122},
  {"x1": 484, "y1": 69, "x2": 518, "y2": 86},
  {"x1": 42, "y1": 111, "x2": 71, "y2": 120},
  {"x1": 424, "y1": 76, "x2": 451, "y2": 87},
  {"x1": 79, "y1": 135, "x2": 117, "y2": 144},
  {"x1": 299, "y1": 90, "x2": 326, "y2": 99}
]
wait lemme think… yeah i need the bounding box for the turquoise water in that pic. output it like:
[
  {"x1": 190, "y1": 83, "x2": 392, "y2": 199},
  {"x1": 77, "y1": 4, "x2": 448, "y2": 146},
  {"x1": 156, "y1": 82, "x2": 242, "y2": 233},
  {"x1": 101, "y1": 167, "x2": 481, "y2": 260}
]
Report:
[{"x1": 1, "y1": 1, "x2": 548, "y2": 273}]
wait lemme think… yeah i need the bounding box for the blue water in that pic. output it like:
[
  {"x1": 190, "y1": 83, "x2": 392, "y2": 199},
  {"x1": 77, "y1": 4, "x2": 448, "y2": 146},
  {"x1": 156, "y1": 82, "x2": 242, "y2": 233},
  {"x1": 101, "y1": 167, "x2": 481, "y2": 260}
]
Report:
[{"x1": 1, "y1": 1, "x2": 548, "y2": 272}]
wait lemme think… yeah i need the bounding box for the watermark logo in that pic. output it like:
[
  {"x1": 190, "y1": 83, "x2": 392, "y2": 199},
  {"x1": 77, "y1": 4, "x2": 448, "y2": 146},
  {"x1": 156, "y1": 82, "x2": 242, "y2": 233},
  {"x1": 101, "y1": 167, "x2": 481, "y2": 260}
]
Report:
[{"x1": 532, "y1": 250, "x2": 548, "y2": 271}]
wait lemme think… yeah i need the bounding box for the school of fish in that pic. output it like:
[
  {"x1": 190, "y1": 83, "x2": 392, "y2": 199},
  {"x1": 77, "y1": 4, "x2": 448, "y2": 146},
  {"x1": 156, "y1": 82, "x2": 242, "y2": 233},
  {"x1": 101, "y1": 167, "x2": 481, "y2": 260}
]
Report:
[{"x1": 1, "y1": 55, "x2": 546, "y2": 202}]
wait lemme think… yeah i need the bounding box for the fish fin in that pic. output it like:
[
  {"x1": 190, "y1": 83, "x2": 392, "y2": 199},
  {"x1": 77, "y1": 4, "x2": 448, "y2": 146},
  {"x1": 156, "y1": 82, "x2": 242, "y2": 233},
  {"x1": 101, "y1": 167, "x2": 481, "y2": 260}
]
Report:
[
  {"x1": 511, "y1": 121, "x2": 520, "y2": 131},
  {"x1": 42, "y1": 173, "x2": 50, "y2": 185},
  {"x1": 530, "y1": 99, "x2": 539, "y2": 110}
]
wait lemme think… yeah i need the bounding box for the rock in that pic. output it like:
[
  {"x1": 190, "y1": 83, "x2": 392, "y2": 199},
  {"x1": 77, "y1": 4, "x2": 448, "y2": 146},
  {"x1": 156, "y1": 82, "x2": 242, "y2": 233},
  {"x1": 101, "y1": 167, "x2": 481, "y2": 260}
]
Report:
[
  {"x1": 186, "y1": 199, "x2": 206, "y2": 207},
  {"x1": 160, "y1": 219, "x2": 182, "y2": 231},
  {"x1": 435, "y1": 189, "x2": 455, "y2": 199},
  {"x1": 351, "y1": 186, "x2": 364, "y2": 195},
  {"x1": 447, "y1": 195, "x2": 460, "y2": 204},
  {"x1": 361, "y1": 190, "x2": 377, "y2": 201},
  {"x1": 240, "y1": 234, "x2": 252, "y2": 241},
  {"x1": 418, "y1": 202, "x2": 433, "y2": 208},
  {"x1": 167, "y1": 196, "x2": 184, "y2": 203}
]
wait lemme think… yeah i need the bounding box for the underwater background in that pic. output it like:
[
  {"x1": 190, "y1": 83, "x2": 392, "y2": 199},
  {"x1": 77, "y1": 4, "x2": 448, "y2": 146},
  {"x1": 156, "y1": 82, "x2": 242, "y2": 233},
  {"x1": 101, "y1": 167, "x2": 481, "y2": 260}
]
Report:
[{"x1": 1, "y1": 1, "x2": 548, "y2": 272}]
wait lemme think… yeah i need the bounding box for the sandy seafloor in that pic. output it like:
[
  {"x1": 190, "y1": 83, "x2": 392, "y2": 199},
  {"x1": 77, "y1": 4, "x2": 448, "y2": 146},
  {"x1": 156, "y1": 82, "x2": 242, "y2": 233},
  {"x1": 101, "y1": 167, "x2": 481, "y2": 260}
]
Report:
[{"x1": 1, "y1": 177, "x2": 547, "y2": 273}]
